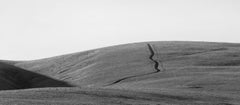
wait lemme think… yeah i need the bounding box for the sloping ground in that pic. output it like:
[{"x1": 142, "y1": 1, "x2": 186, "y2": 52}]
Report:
[
  {"x1": 0, "y1": 87, "x2": 235, "y2": 105},
  {"x1": 0, "y1": 62, "x2": 71, "y2": 90},
  {"x1": 0, "y1": 41, "x2": 240, "y2": 104},
  {"x1": 15, "y1": 42, "x2": 155, "y2": 87}
]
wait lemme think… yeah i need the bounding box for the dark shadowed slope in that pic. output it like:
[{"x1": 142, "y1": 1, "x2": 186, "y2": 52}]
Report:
[
  {"x1": 1, "y1": 41, "x2": 240, "y2": 104},
  {"x1": 0, "y1": 62, "x2": 72, "y2": 90}
]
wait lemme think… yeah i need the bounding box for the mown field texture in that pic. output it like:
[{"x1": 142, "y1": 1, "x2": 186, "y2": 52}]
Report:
[{"x1": 0, "y1": 41, "x2": 240, "y2": 105}]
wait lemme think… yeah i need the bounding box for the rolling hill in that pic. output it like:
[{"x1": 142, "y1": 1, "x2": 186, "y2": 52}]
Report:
[{"x1": 0, "y1": 41, "x2": 240, "y2": 105}]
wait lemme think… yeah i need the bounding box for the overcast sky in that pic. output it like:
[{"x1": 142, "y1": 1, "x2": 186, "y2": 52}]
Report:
[{"x1": 1, "y1": 0, "x2": 240, "y2": 60}]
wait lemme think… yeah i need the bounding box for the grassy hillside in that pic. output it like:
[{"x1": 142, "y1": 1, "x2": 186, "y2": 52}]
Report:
[
  {"x1": 0, "y1": 41, "x2": 240, "y2": 104},
  {"x1": 0, "y1": 62, "x2": 72, "y2": 90}
]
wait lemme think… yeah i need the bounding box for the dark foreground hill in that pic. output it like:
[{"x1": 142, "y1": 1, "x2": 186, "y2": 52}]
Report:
[{"x1": 0, "y1": 41, "x2": 240, "y2": 105}]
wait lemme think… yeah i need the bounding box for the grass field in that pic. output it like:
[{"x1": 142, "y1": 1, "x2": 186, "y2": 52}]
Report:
[{"x1": 0, "y1": 41, "x2": 239, "y2": 105}]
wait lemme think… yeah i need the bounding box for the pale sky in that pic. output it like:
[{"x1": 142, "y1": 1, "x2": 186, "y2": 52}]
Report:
[{"x1": 1, "y1": 0, "x2": 240, "y2": 60}]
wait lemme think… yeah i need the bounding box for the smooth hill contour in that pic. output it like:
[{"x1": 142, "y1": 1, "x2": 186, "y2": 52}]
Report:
[{"x1": 0, "y1": 41, "x2": 240, "y2": 105}]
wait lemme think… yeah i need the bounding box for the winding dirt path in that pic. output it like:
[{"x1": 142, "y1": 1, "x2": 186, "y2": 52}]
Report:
[{"x1": 106, "y1": 43, "x2": 165, "y2": 86}]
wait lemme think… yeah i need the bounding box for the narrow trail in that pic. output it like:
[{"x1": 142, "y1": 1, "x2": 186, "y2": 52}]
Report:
[
  {"x1": 147, "y1": 43, "x2": 164, "y2": 72},
  {"x1": 105, "y1": 43, "x2": 165, "y2": 86}
]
